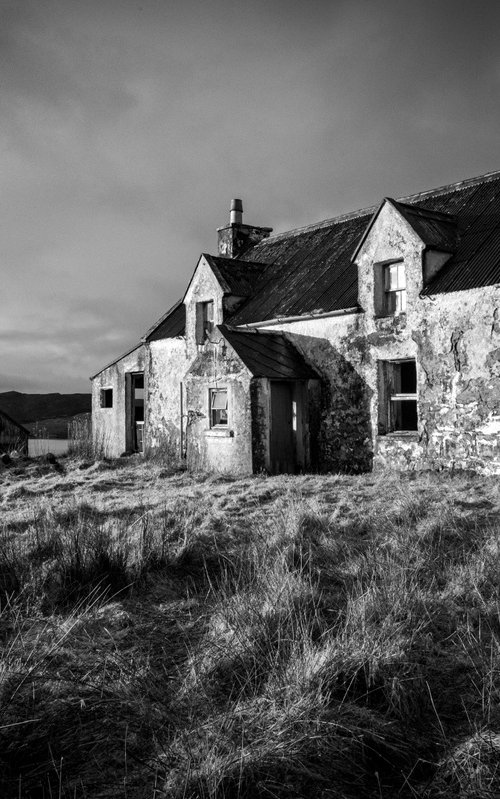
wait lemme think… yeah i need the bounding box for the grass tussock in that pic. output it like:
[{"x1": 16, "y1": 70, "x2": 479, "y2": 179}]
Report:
[{"x1": 0, "y1": 459, "x2": 500, "y2": 797}]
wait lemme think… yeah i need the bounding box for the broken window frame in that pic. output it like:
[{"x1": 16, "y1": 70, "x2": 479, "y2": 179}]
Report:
[
  {"x1": 378, "y1": 359, "x2": 418, "y2": 434},
  {"x1": 196, "y1": 301, "x2": 214, "y2": 344},
  {"x1": 384, "y1": 261, "x2": 407, "y2": 315},
  {"x1": 210, "y1": 388, "x2": 228, "y2": 427},
  {"x1": 100, "y1": 388, "x2": 113, "y2": 408}
]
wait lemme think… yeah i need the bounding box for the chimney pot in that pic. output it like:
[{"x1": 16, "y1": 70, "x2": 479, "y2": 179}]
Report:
[{"x1": 230, "y1": 198, "x2": 243, "y2": 225}]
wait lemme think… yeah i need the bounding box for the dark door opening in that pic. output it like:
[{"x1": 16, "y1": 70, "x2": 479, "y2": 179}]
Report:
[
  {"x1": 131, "y1": 373, "x2": 144, "y2": 452},
  {"x1": 270, "y1": 381, "x2": 297, "y2": 474}
]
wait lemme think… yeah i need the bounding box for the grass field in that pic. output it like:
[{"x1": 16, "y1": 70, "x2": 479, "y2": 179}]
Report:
[{"x1": 1, "y1": 455, "x2": 500, "y2": 798}]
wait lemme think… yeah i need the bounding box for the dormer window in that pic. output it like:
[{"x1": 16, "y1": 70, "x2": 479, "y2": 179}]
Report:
[
  {"x1": 384, "y1": 262, "x2": 406, "y2": 315},
  {"x1": 196, "y1": 301, "x2": 214, "y2": 344}
]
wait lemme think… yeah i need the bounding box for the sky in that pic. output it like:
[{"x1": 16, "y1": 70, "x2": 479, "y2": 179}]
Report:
[{"x1": 2, "y1": 0, "x2": 500, "y2": 394}]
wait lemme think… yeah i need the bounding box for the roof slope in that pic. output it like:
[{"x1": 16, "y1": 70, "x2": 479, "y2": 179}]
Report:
[
  {"x1": 90, "y1": 343, "x2": 144, "y2": 379},
  {"x1": 0, "y1": 409, "x2": 30, "y2": 437},
  {"x1": 203, "y1": 254, "x2": 268, "y2": 296},
  {"x1": 144, "y1": 299, "x2": 186, "y2": 342},
  {"x1": 228, "y1": 170, "x2": 500, "y2": 324},
  {"x1": 391, "y1": 200, "x2": 457, "y2": 252},
  {"x1": 219, "y1": 325, "x2": 320, "y2": 380}
]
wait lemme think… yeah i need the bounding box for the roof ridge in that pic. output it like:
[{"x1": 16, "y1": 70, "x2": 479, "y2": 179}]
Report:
[
  {"x1": 203, "y1": 253, "x2": 271, "y2": 268},
  {"x1": 390, "y1": 198, "x2": 457, "y2": 222},
  {"x1": 261, "y1": 169, "x2": 500, "y2": 243}
]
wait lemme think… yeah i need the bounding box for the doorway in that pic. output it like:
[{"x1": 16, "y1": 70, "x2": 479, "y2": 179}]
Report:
[
  {"x1": 270, "y1": 381, "x2": 303, "y2": 474},
  {"x1": 130, "y1": 373, "x2": 144, "y2": 452}
]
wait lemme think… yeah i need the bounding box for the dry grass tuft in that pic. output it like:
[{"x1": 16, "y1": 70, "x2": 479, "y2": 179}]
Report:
[{"x1": 0, "y1": 460, "x2": 500, "y2": 796}]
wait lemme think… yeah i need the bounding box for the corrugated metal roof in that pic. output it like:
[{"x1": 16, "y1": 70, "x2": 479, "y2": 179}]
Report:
[
  {"x1": 229, "y1": 215, "x2": 367, "y2": 324},
  {"x1": 227, "y1": 170, "x2": 500, "y2": 323},
  {"x1": 203, "y1": 254, "x2": 268, "y2": 296},
  {"x1": 90, "y1": 343, "x2": 144, "y2": 379},
  {"x1": 390, "y1": 200, "x2": 457, "y2": 251},
  {"x1": 0, "y1": 409, "x2": 30, "y2": 437},
  {"x1": 219, "y1": 325, "x2": 320, "y2": 380},
  {"x1": 144, "y1": 299, "x2": 186, "y2": 342}
]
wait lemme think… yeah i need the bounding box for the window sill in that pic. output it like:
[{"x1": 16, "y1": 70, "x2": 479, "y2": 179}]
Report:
[
  {"x1": 374, "y1": 312, "x2": 407, "y2": 320},
  {"x1": 379, "y1": 431, "x2": 419, "y2": 439},
  {"x1": 205, "y1": 429, "x2": 234, "y2": 438}
]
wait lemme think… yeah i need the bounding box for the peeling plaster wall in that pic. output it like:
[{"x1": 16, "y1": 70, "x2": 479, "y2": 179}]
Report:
[
  {"x1": 146, "y1": 338, "x2": 189, "y2": 459},
  {"x1": 353, "y1": 201, "x2": 500, "y2": 473},
  {"x1": 185, "y1": 341, "x2": 253, "y2": 474},
  {"x1": 411, "y1": 287, "x2": 500, "y2": 473},
  {"x1": 254, "y1": 315, "x2": 373, "y2": 473},
  {"x1": 184, "y1": 258, "x2": 225, "y2": 359},
  {"x1": 257, "y1": 198, "x2": 500, "y2": 474},
  {"x1": 91, "y1": 346, "x2": 145, "y2": 458}
]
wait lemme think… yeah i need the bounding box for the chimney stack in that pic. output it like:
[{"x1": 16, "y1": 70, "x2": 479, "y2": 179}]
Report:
[{"x1": 217, "y1": 199, "x2": 272, "y2": 258}]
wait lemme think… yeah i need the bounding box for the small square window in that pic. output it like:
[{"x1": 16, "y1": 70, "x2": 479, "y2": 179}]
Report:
[
  {"x1": 379, "y1": 360, "x2": 417, "y2": 433},
  {"x1": 384, "y1": 262, "x2": 406, "y2": 315},
  {"x1": 100, "y1": 388, "x2": 113, "y2": 408},
  {"x1": 210, "y1": 388, "x2": 228, "y2": 426},
  {"x1": 196, "y1": 301, "x2": 214, "y2": 344}
]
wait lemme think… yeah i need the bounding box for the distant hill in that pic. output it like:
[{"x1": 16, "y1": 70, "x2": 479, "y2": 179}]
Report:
[{"x1": 0, "y1": 392, "x2": 91, "y2": 425}]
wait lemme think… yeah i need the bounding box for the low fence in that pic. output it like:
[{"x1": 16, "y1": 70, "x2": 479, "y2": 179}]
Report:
[{"x1": 28, "y1": 438, "x2": 69, "y2": 456}]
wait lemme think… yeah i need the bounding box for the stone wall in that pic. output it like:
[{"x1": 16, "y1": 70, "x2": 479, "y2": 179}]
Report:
[
  {"x1": 146, "y1": 337, "x2": 189, "y2": 461},
  {"x1": 254, "y1": 285, "x2": 500, "y2": 475},
  {"x1": 91, "y1": 346, "x2": 145, "y2": 458},
  {"x1": 253, "y1": 316, "x2": 373, "y2": 473},
  {"x1": 185, "y1": 340, "x2": 253, "y2": 474}
]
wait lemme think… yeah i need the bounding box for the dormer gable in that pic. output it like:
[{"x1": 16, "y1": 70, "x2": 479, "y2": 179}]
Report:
[
  {"x1": 353, "y1": 197, "x2": 457, "y2": 317},
  {"x1": 184, "y1": 255, "x2": 226, "y2": 353},
  {"x1": 352, "y1": 197, "x2": 457, "y2": 264},
  {"x1": 183, "y1": 254, "x2": 271, "y2": 353}
]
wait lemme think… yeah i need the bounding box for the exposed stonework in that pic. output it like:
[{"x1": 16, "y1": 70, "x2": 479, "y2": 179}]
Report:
[
  {"x1": 146, "y1": 338, "x2": 189, "y2": 458},
  {"x1": 91, "y1": 345, "x2": 145, "y2": 457},
  {"x1": 185, "y1": 340, "x2": 253, "y2": 474}
]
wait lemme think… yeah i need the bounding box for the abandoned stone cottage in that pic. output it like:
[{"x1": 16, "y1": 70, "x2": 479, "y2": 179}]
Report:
[{"x1": 91, "y1": 170, "x2": 500, "y2": 475}]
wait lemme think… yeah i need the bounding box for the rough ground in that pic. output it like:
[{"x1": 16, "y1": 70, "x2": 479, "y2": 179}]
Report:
[{"x1": 1, "y1": 455, "x2": 500, "y2": 798}]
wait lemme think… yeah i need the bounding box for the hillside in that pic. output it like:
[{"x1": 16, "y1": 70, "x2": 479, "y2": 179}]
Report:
[
  {"x1": 0, "y1": 391, "x2": 91, "y2": 425},
  {"x1": 0, "y1": 457, "x2": 499, "y2": 798}
]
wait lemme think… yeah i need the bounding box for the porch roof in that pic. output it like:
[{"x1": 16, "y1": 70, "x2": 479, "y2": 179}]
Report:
[{"x1": 219, "y1": 325, "x2": 320, "y2": 380}]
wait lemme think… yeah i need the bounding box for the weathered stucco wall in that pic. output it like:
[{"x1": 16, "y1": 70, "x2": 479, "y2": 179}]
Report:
[
  {"x1": 184, "y1": 257, "x2": 225, "y2": 358},
  {"x1": 185, "y1": 341, "x2": 253, "y2": 474},
  {"x1": 146, "y1": 338, "x2": 189, "y2": 460},
  {"x1": 255, "y1": 315, "x2": 373, "y2": 473},
  {"x1": 258, "y1": 202, "x2": 500, "y2": 475},
  {"x1": 354, "y1": 202, "x2": 500, "y2": 474},
  {"x1": 91, "y1": 346, "x2": 145, "y2": 458}
]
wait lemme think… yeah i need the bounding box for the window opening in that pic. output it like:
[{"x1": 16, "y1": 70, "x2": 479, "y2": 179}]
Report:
[
  {"x1": 100, "y1": 388, "x2": 113, "y2": 408},
  {"x1": 388, "y1": 360, "x2": 417, "y2": 431},
  {"x1": 379, "y1": 360, "x2": 418, "y2": 433},
  {"x1": 210, "y1": 388, "x2": 228, "y2": 426},
  {"x1": 196, "y1": 301, "x2": 214, "y2": 344},
  {"x1": 384, "y1": 262, "x2": 406, "y2": 315},
  {"x1": 131, "y1": 374, "x2": 144, "y2": 451}
]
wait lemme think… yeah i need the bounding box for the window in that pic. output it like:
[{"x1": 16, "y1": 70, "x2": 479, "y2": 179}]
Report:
[
  {"x1": 196, "y1": 301, "x2": 214, "y2": 344},
  {"x1": 379, "y1": 360, "x2": 418, "y2": 433},
  {"x1": 100, "y1": 388, "x2": 113, "y2": 408},
  {"x1": 210, "y1": 388, "x2": 228, "y2": 426},
  {"x1": 384, "y1": 262, "x2": 406, "y2": 315}
]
